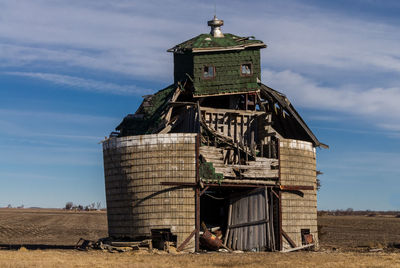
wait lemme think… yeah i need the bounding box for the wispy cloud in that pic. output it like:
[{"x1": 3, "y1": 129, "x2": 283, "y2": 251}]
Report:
[
  {"x1": 1, "y1": 0, "x2": 400, "y2": 134},
  {"x1": 306, "y1": 115, "x2": 341, "y2": 122},
  {"x1": 1, "y1": 0, "x2": 400, "y2": 84},
  {"x1": 4, "y1": 72, "x2": 151, "y2": 95},
  {"x1": 311, "y1": 126, "x2": 394, "y2": 136},
  {"x1": 262, "y1": 69, "x2": 400, "y2": 134}
]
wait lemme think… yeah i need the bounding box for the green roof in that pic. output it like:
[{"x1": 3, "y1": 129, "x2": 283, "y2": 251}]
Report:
[
  {"x1": 116, "y1": 84, "x2": 176, "y2": 136},
  {"x1": 168, "y1": 33, "x2": 266, "y2": 53}
]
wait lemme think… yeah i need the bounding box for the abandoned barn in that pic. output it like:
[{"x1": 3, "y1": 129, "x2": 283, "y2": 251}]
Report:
[{"x1": 102, "y1": 16, "x2": 328, "y2": 252}]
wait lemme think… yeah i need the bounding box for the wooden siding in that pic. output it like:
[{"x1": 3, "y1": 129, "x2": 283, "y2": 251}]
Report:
[
  {"x1": 103, "y1": 133, "x2": 197, "y2": 252},
  {"x1": 192, "y1": 49, "x2": 261, "y2": 96},
  {"x1": 279, "y1": 139, "x2": 318, "y2": 249}
]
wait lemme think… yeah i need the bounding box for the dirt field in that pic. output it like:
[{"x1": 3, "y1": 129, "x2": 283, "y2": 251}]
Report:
[
  {"x1": 0, "y1": 208, "x2": 107, "y2": 246},
  {"x1": 319, "y1": 215, "x2": 400, "y2": 250},
  {"x1": 1, "y1": 209, "x2": 400, "y2": 267}
]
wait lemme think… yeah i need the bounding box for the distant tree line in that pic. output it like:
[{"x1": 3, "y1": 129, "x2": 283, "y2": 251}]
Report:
[
  {"x1": 318, "y1": 208, "x2": 400, "y2": 217},
  {"x1": 64, "y1": 201, "x2": 102, "y2": 211},
  {"x1": 5, "y1": 204, "x2": 24, "y2": 209}
]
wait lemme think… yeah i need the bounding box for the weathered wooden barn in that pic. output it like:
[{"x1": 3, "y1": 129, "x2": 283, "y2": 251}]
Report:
[{"x1": 102, "y1": 16, "x2": 328, "y2": 252}]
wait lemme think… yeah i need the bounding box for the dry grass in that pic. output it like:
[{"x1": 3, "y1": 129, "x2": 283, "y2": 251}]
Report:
[{"x1": 0, "y1": 250, "x2": 400, "y2": 268}]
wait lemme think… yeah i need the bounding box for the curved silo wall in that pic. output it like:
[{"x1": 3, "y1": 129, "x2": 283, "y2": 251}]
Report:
[
  {"x1": 279, "y1": 139, "x2": 318, "y2": 249},
  {"x1": 102, "y1": 133, "x2": 197, "y2": 251}
]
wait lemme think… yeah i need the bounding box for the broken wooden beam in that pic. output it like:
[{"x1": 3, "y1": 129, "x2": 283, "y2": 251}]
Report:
[
  {"x1": 281, "y1": 243, "x2": 314, "y2": 253},
  {"x1": 161, "y1": 181, "x2": 278, "y2": 188},
  {"x1": 280, "y1": 185, "x2": 314, "y2": 191},
  {"x1": 168, "y1": 101, "x2": 197, "y2": 107},
  {"x1": 282, "y1": 230, "x2": 297, "y2": 248},
  {"x1": 177, "y1": 229, "x2": 197, "y2": 252}
]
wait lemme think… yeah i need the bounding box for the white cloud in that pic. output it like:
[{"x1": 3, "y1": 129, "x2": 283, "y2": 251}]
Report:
[
  {"x1": 262, "y1": 68, "x2": 400, "y2": 133},
  {"x1": 1, "y1": 0, "x2": 400, "y2": 82},
  {"x1": 306, "y1": 115, "x2": 341, "y2": 122},
  {"x1": 1, "y1": 0, "x2": 400, "y2": 135},
  {"x1": 4, "y1": 72, "x2": 151, "y2": 95}
]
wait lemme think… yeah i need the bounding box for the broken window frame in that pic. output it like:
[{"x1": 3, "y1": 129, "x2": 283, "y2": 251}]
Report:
[
  {"x1": 240, "y1": 63, "x2": 253, "y2": 76},
  {"x1": 202, "y1": 65, "x2": 216, "y2": 79}
]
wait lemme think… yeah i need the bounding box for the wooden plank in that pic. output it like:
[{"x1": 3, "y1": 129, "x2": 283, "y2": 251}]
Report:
[
  {"x1": 269, "y1": 189, "x2": 275, "y2": 251},
  {"x1": 233, "y1": 115, "x2": 237, "y2": 142},
  {"x1": 160, "y1": 181, "x2": 278, "y2": 187},
  {"x1": 281, "y1": 229, "x2": 297, "y2": 248},
  {"x1": 200, "y1": 106, "x2": 267, "y2": 116},
  {"x1": 177, "y1": 229, "x2": 196, "y2": 252},
  {"x1": 224, "y1": 202, "x2": 233, "y2": 247},
  {"x1": 280, "y1": 185, "x2": 314, "y2": 191},
  {"x1": 227, "y1": 113, "x2": 231, "y2": 137},
  {"x1": 169, "y1": 101, "x2": 196, "y2": 107},
  {"x1": 199, "y1": 186, "x2": 209, "y2": 196},
  {"x1": 279, "y1": 189, "x2": 283, "y2": 251},
  {"x1": 195, "y1": 134, "x2": 200, "y2": 252},
  {"x1": 281, "y1": 243, "x2": 314, "y2": 253},
  {"x1": 240, "y1": 115, "x2": 244, "y2": 140},
  {"x1": 215, "y1": 113, "x2": 218, "y2": 132},
  {"x1": 265, "y1": 187, "x2": 271, "y2": 249},
  {"x1": 228, "y1": 219, "x2": 268, "y2": 229}
]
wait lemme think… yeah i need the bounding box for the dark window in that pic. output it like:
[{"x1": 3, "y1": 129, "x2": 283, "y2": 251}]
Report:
[
  {"x1": 203, "y1": 65, "x2": 215, "y2": 79},
  {"x1": 241, "y1": 63, "x2": 252, "y2": 76},
  {"x1": 301, "y1": 229, "x2": 312, "y2": 245}
]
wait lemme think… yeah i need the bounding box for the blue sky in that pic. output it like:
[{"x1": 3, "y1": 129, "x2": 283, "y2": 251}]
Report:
[{"x1": 1, "y1": 0, "x2": 400, "y2": 210}]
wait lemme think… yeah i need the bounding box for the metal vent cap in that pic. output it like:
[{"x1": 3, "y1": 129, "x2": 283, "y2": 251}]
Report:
[{"x1": 208, "y1": 15, "x2": 224, "y2": 38}]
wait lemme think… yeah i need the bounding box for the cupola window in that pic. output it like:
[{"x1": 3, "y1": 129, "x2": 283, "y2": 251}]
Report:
[
  {"x1": 203, "y1": 65, "x2": 215, "y2": 79},
  {"x1": 241, "y1": 63, "x2": 252, "y2": 76}
]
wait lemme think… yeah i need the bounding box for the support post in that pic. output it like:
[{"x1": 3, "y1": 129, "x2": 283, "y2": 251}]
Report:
[
  {"x1": 195, "y1": 187, "x2": 200, "y2": 252},
  {"x1": 277, "y1": 138, "x2": 283, "y2": 251},
  {"x1": 195, "y1": 134, "x2": 200, "y2": 252}
]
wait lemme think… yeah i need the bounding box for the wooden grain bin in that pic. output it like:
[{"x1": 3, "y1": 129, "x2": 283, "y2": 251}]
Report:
[
  {"x1": 103, "y1": 16, "x2": 328, "y2": 253},
  {"x1": 102, "y1": 133, "x2": 197, "y2": 252},
  {"x1": 279, "y1": 139, "x2": 318, "y2": 250}
]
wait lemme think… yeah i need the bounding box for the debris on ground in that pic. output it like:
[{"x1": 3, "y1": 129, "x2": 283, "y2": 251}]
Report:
[{"x1": 75, "y1": 237, "x2": 181, "y2": 254}]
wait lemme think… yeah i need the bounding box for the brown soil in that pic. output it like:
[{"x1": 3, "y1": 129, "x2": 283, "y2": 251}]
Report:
[
  {"x1": 1, "y1": 209, "x2": 400, "y2": 267},
  {"x1": 318, "y1": 215, "x2": 400, "y2": 250},
  {"x1": 0, "y1": 208, "x2": 107, "y2": 246}
]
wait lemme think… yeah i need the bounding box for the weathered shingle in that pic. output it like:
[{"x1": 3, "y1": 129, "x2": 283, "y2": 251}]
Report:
[{"x1": 168, "y1": 33, "x2": 266, "y2": 53}]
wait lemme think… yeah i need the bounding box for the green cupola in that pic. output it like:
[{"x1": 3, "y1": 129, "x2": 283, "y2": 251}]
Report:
[{"x1": 168, "y1": 16, "x2": 266, "y2": 97}]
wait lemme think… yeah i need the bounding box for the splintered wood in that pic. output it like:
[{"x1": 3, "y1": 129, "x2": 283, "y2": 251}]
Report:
[{"x1": 199, "y1": 146, "x2": 278, "y2": 181}]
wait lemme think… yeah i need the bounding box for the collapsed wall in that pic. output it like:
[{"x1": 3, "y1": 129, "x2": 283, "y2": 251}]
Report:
[
  {"x1": 279, "y1": 139, "x2": 318, "y2": 249},
  {"x1": 102, "y1": 133, "x2": 197, "y2": 251}
]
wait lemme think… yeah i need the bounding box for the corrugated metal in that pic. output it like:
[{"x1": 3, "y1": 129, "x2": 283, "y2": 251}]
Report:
[{"x1": 226, "y1": 188, "x2": 275, "y2": 251}]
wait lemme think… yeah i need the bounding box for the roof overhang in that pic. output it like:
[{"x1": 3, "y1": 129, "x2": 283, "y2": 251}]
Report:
[
  {"x1": 167, "y1": 43, "x2": 266, "y2": 53},
  {"x1": 193, "y1": 90, "x2": 260, "y2": 98}
]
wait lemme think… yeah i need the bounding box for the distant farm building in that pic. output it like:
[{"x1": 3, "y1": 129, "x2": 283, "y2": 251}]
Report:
[{"x1": 102, "y1": 16, "x2": 327, "y2": 252}]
